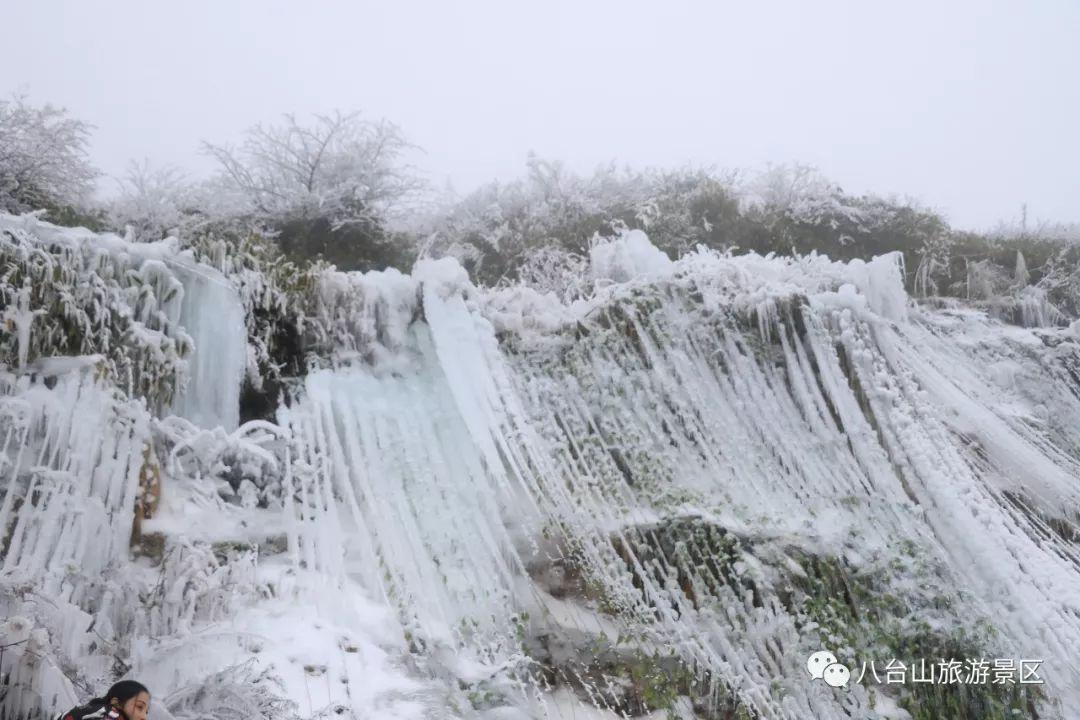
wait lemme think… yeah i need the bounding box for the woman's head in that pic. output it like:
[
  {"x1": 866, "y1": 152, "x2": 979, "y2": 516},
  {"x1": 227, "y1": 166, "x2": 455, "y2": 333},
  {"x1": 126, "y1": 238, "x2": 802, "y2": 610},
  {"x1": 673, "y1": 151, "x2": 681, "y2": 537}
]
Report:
[{"x1": 104, "y1": 680, "x2": 150, "y2": 720}]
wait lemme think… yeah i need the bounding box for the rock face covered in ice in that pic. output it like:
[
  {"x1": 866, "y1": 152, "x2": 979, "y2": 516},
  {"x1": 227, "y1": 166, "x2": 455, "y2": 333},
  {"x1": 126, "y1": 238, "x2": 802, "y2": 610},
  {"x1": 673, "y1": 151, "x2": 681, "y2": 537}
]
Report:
[{"x1": 3, "y1": 219, "x2": 1080, "y2": 720}]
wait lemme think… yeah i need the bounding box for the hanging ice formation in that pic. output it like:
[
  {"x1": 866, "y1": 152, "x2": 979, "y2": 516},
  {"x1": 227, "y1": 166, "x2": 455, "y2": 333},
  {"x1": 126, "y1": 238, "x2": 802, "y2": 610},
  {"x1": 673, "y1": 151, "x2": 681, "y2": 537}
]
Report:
[
  {"x1": 3, "y1": 213, "x2": 1080, "y2": 720},
  {"x1": 167, "y1": 258, "x2": 247, "y2": 431}
]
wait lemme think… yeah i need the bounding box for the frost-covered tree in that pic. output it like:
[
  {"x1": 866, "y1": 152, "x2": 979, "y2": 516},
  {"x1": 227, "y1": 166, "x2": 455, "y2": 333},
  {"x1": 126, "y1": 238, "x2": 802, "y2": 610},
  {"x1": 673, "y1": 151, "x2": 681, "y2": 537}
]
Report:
[
  {"x1": 0, "y1": 94, "x2": 99, "y2": 214},
  {"x1": 201, "y1": 111, "x2": 422, "y2": 271},
  {"x1": 203, "y1": 110, "x2": 420, "y2": 226},
  {"x1": 109, "y1": 160, "x2": 194, "y2": 241}
]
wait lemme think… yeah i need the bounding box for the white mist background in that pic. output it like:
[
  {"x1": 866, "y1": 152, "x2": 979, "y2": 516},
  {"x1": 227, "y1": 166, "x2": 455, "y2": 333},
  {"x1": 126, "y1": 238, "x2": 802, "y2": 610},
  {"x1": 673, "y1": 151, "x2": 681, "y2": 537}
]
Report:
[{"x1": 1, "y1": 0, "x2": 1077, "y2": 230}]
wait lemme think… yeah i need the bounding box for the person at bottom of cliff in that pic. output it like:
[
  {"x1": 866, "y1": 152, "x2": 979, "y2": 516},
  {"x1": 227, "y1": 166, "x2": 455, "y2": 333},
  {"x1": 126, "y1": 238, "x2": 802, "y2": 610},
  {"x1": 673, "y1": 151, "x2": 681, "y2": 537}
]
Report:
[{"x1": 58, "y1": 680, "x2": 151, "y2": 720}]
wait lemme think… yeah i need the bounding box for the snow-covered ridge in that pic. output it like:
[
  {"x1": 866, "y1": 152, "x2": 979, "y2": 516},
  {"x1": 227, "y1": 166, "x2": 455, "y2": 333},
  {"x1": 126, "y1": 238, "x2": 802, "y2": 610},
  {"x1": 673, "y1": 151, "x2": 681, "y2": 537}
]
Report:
[
  {"x1": 3, "y1": 221, "x2": 1080, "y2": 719},
  {"x1": 482, "y1": 228, "x2": 910, "y2": 339}
]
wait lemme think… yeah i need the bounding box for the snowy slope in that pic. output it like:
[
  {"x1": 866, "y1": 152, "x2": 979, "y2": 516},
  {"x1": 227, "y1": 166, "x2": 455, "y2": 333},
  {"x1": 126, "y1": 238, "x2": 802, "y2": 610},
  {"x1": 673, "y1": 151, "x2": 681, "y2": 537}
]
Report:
[{"x1": 2, "y1": 216, "x2": 1079, "y2": 720}]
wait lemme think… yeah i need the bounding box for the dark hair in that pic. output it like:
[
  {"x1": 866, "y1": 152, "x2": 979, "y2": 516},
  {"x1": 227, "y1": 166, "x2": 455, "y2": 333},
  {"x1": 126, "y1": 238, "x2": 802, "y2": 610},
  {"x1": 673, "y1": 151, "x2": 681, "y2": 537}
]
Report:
[
  {"x1": 63, "y1": 682, "x2": 150, "y2": 720},
  {"x1": 105, "y1": 680, "x2": 150, "y2": 705}
]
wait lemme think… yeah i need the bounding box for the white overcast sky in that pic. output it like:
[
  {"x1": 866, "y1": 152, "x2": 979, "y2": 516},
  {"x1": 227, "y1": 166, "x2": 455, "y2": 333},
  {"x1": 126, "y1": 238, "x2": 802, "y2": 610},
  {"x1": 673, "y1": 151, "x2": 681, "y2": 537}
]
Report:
[{"x1": 2, "y1": 0, "x2": 1077, "y2": 229}]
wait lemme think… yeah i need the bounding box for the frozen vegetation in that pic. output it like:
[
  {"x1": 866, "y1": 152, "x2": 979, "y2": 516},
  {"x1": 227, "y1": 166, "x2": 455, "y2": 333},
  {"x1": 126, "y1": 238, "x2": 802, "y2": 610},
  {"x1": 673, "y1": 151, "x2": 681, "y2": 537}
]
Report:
[
  {"x1": 2, "y1": 208, "x2": 1080, "y2": 720},
  {"x1": 2, "y1": 85, "x2": 1080, "y2": 720}
]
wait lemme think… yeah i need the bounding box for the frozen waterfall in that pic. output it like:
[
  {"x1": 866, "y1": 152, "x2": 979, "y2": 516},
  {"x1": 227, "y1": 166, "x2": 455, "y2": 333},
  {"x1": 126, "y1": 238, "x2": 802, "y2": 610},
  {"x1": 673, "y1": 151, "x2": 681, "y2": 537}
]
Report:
[{"x1": 168, "y1": 259, "x2": 247, "y2": 432}]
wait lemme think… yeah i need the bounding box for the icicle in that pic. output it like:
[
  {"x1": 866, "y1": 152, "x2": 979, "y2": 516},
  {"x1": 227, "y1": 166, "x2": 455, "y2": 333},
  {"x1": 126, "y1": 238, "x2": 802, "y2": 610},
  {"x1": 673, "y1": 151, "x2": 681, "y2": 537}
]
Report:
[
  {"x1": 1, "y1": 285, "x2": 39, "y2": 372},
  {"x1": 169, "y1": 259, "x2": 247, "y2": 431},
  {"x1": 7, "y1": 216, "x2": 1080, "y2": 719},
  {"x1": 1015, "y1": 249, "x2": 1030, "y2": 288}
]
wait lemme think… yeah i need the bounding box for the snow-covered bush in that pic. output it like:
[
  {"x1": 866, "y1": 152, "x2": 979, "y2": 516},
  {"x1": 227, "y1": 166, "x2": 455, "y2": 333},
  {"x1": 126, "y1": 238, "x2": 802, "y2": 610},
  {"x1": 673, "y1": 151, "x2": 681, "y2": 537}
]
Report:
[
  {"x1": 157, "y1": 416, "x2": 287, "y2": 509},
  {"x1": 1037, "y1": 245, "x2": 1080, "y2": 319},
  {"x1": 964, "y1": 258, "x2": 1012, "y2": 301},
  {"x1": 0, "y1": 217, "x2": 192, "y2": 408},
  {"x1": 143, "y1": 539, "x2": 260, "y2": 637},
  {"x1": 514, "y1": 245, "x2": 590, "y2": 303},
  {"x1": 165, "y1": 660, "x2": 299, "y2": 720},
  {"x1": 742, "y1": 168, "x2": 950, "y2": 280},
  {"x1": 109, "y1": 161, "x2": 197, "y2": 242},
  {"x1": 426, "y1": 156, "x2": 739, "y2": 288}
]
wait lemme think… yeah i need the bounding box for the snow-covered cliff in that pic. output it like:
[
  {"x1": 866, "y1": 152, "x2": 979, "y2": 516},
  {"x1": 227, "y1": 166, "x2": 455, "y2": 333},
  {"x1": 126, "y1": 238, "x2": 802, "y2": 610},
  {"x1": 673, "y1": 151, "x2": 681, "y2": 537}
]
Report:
[{"x1": 2, "y1": 216, "x2": 1079, "y2": 720}]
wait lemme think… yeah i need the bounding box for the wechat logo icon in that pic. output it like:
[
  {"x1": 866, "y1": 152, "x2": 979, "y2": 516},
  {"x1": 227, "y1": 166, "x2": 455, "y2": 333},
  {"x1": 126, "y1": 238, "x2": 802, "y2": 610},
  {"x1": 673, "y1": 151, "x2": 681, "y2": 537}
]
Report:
[{"x1": 807, "y1": 649, "x2": 850, "y2": 688}]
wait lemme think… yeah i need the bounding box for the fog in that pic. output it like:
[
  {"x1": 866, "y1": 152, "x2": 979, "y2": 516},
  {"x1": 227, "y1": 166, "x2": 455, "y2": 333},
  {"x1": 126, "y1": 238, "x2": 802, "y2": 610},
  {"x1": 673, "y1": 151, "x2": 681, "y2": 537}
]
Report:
[{"x1": 2, "y1": 0, "x2": 1077, "y2": 229}]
